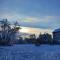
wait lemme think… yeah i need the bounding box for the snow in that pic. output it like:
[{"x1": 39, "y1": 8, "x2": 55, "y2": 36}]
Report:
[
  {"x1": 53, "y1": 28, "x2": 60, "y2": 32},
  {"x1": 0, "y1": 44, "x2": 60, "y2": 60}
]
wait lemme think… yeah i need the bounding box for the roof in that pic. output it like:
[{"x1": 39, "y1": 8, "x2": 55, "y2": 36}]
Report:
[{"x1": 53, "y1": 28, "x2": 60, "y2": 33}]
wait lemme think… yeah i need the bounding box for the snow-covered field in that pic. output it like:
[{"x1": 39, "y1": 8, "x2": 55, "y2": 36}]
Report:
[{"x1": 0, "y1": 44, "x2": 60, "y2": 60}]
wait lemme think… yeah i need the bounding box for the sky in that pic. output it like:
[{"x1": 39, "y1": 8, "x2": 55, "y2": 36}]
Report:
[{"x1": 0, "y1": 0, "x2": 60, "y2": 30}]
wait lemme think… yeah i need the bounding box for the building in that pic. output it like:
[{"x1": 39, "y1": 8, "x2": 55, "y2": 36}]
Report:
[{"x1": 53, "y1": 28, "x2": 60, "y2": 42}]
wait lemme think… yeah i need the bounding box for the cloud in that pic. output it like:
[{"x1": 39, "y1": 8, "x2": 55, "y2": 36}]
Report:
[
  {"x1": 0, "y1": 12, "x2": 60, "y2": 29},
  {"x1": 0, "y1": 11, "x2": 59, "y2": 23},
  {"x1": 18, "y1": 16, "x2": 54, "y2": 23}
]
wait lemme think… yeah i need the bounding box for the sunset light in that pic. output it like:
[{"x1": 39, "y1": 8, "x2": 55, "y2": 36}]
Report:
[
  {"x1": 19, "y1": 26, "x2": 52, "y2": 35},
  {"x1": 20, "y1": 27, "x2": 29, "y2": 33}
]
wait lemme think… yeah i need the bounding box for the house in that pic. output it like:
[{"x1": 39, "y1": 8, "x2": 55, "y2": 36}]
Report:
[{"x1": 53, "y1": 28, "x2": 60, "y2": 42}]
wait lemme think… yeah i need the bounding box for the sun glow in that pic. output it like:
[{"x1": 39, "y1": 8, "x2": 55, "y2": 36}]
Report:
[
  {"x1": 19, "y1": 26, "x2": 52, "y2": 35},
  {"x1": 20, "y1": 27, "x2": 29, "y2": 33}
]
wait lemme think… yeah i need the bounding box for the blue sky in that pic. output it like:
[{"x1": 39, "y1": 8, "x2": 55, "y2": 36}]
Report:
[{"x1": 0, "y1": 0, "x2": 60, "y2": 29}]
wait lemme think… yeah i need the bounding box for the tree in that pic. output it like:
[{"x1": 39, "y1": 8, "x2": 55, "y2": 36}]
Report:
[
  {"x1": 29, "y1": 34, "x2": 36, "y2": 44},
  {"x1": 0, "y1": 19, "x2": 11, "y2": 45},
  {"x1": 9, "y1": 21, "x2": 21, "y2": 44},
  {"x1": 36, "y1": 33, "x2": 52, "y2": 44}
]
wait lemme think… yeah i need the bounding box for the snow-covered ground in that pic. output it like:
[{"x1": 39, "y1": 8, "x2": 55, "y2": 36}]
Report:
[{"x1": 0, "y1": 44, "x2": 60, "y2": 60}]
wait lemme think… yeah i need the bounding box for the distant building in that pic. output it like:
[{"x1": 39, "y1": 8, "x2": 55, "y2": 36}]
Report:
[{"x1": 53, "y1": 28, "x2": 60, "y2": 42}]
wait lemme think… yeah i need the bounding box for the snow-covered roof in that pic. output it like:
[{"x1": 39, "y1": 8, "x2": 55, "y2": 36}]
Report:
[{"x1": 53, "y1": 28, "x2": 60, "y2": 33}]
